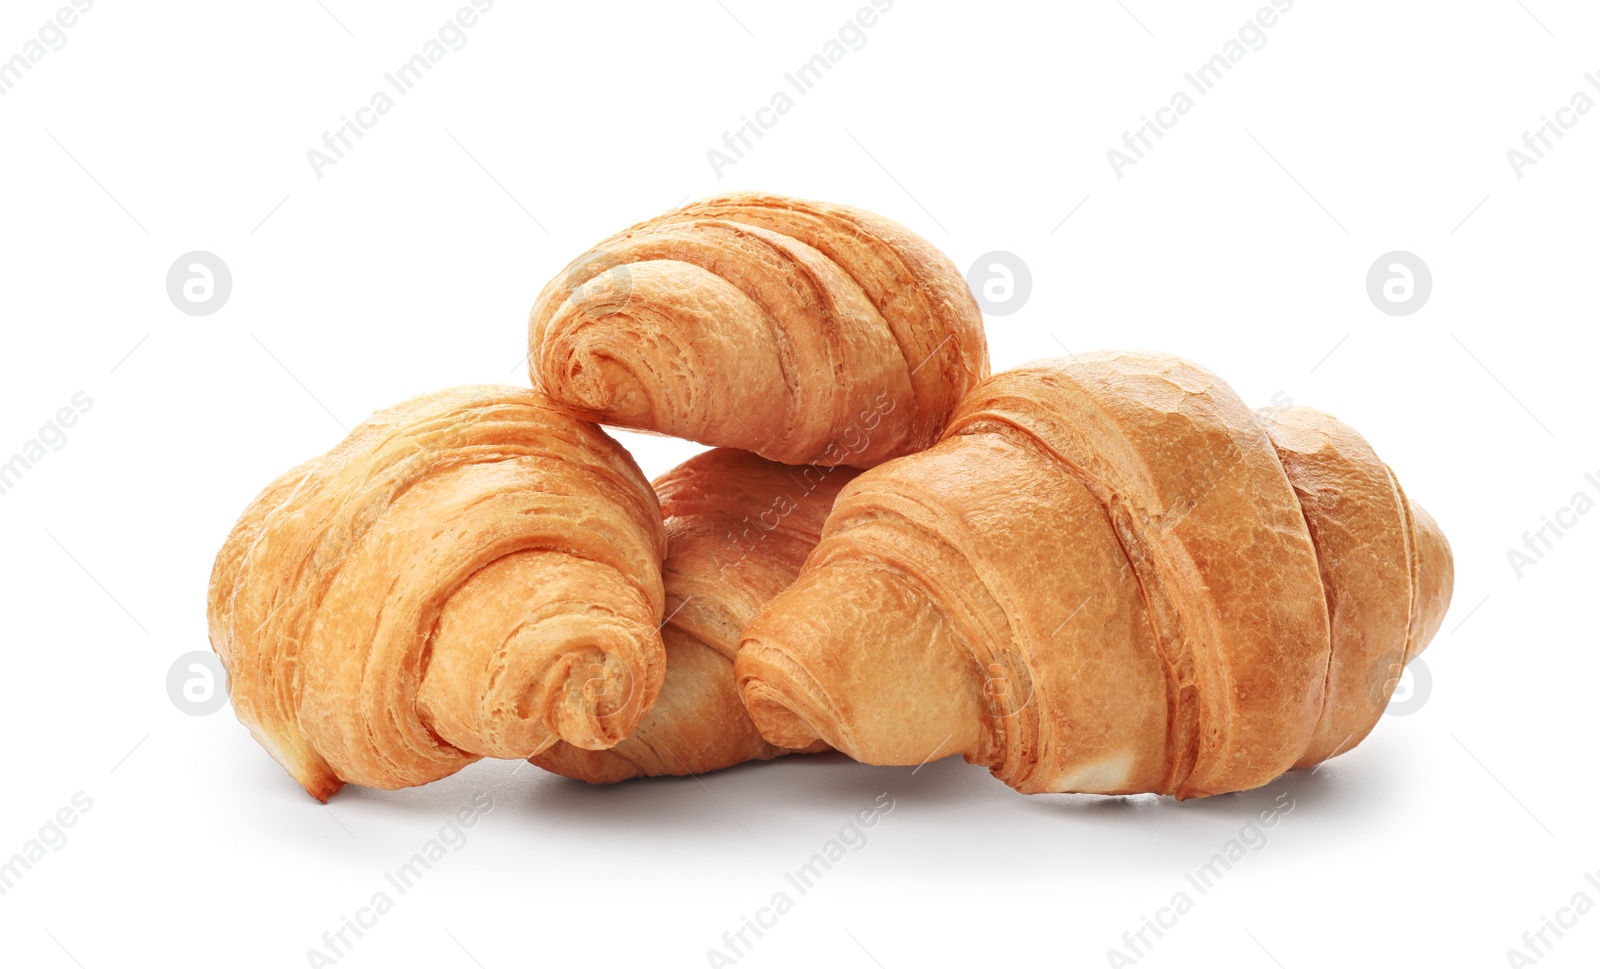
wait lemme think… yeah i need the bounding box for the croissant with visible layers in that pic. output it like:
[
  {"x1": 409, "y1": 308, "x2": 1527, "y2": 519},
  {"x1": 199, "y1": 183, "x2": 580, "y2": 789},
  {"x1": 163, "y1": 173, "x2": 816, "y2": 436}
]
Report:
[
  {"x1": 736, "y1": 352, "x2": 1453, "y2": 799},
  {"x1": 207, "y1": 386, "x2": 666, "y2": 801},
  {"x1": 528, "y1": 191, "x2": 989, "y2": 468},
  {"x1": 532, "y1": 449, "x2": 855, "y2": 782}
]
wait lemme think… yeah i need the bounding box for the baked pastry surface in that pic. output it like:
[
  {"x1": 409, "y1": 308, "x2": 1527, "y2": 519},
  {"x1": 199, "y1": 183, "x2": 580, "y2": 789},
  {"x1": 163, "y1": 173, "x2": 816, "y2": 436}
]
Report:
[
  {"x1": 528, "y1": 192, "x2": 989, "y2": 468},
  {"x1": 207, "y1": 386, "x2": 666, "y2": 800},
  {"x1": 533, "y1": 448, "x2": 854, "y2": 781},
  {"x1": 736, "y1": 352, "x2": 1452, "y2": 798}
]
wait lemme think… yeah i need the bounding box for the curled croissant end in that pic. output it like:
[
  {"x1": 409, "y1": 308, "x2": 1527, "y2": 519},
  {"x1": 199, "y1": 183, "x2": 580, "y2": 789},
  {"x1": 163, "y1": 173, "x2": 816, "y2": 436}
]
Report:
[
  {"x1": 206, "y1": 386, "x2": 666, "y2": 801},
  {"x1": 531, "y1": 449, "x2": 851, "y2": 782},
  {"x1": 736, "y1": 352, "x2": 1453, "y2": 800},
  {"x1": 527, "y1": 191, "x2": 989, "y2": 468}
]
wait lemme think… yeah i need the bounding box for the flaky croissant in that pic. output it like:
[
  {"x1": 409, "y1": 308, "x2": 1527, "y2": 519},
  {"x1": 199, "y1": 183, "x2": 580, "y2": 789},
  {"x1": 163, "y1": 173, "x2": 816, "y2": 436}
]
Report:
[
  {"x1": 207, "y1": 386, "x2": 666, "y2": 801},
  {"x1": 736, "y1": 352, "x2": 1453, "y2": 799},
  {"x1": 532, "y1": 448, "x2": 855, "y2": 782},
  {"x1": 527, "y1": 191, "x2": 989, "y2": 468}
]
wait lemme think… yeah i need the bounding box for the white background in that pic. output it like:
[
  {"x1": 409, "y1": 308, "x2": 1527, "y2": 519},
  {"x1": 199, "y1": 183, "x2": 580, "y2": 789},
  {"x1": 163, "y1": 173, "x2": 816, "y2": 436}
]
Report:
[{"x1": 0, "y1": 1, "x2": 1595, "y2": 967}]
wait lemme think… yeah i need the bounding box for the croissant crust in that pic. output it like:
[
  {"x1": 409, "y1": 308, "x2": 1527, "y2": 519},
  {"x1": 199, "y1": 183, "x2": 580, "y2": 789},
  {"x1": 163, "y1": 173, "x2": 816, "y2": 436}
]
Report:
[
  {"x1": 736, "y1": 352, "x2": 1453, "y2": 799},
  {"x1": 532, "y1": 448, "x2": 853, "y2": 781},
  {"x1": 207, "y1": 386, "x2": 666, "y2": 800},
  {"x1": 528, "y1": 191, "x2": 989, "y2": 468}
]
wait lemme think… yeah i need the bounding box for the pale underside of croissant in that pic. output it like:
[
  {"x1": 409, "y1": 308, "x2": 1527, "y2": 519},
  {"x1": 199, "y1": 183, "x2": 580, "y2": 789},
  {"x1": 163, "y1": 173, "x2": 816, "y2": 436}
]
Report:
[
  {"x1": 527, "y1": 191, "x2": 989, "y2": 469},
  {"x1": 207, "y1": 386, "x2": 666, "y2": 801},
  {"x1": 532, "y1": 449, "x2": 856, "y2": 782},
  {"x1": 736, "y1": 352, "x2": 1453, "y2": 800}
]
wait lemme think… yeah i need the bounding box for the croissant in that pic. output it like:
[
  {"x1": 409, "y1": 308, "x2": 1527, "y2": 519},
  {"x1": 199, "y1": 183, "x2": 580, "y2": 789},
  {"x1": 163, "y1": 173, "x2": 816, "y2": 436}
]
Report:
[
  {"x1": 527, "y1": 191, "x2": 989, "y2": 468},
  {"x1": 531, "y1": 448, "x2": 855, "y2": 782},
  {"x1": 735, "y1": 352, "x2": 1453, "y2": 799},
  {"x1": 206, "y1": 386, "x2": 666, "y2": 801}
]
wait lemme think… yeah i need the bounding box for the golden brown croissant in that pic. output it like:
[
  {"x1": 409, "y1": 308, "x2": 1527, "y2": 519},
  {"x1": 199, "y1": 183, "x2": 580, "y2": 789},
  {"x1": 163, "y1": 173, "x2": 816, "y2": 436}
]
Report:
[
  {"x1": 735, "y1": 352, "x2": 1453, "y2": 799},
  {"x1": 206, "y1": 386, "x2": 666, "y2": 801},
  {"x1": 532, "y1": 448, "x2": 855, "y2": 782},
  {"x1": 527, "y1": 191, "x2": 989, "y2": 468}
]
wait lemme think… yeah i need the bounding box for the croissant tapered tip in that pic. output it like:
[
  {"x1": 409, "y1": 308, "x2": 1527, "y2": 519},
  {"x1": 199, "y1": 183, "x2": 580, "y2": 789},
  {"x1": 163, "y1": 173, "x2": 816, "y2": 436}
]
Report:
[
  {"x1": 545, "y1": 638, "x2": 666, "y2": 753},
  {"x1": 1408, "y1": 501, "x2": 1454, "y2": 661},
  {"x1": 738, "y1": 556, "x2": 988, "y2": 766},
  {"x1": 553, "y1": 350, "x2": 654, "y2": 427},
  {"x1": 736, "y1": 649, "x2": 828, "y2": 752},
  {"x1": 305, "y1": 779, "x2": 343, "y2": 804}
]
